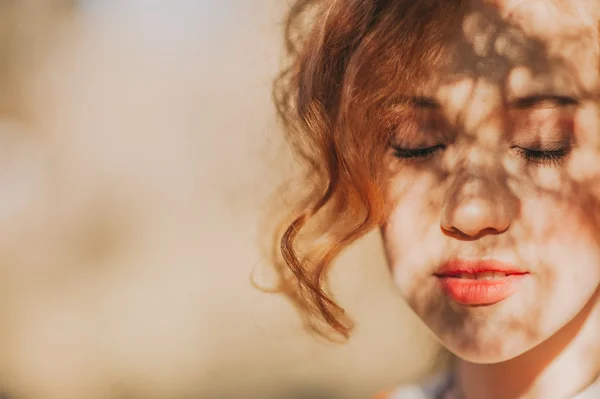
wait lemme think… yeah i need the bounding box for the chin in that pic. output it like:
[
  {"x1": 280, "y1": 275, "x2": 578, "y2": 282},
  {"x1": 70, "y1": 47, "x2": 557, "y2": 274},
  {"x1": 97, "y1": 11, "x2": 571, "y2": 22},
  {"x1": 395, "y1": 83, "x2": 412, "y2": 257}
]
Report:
[
  {"x1": 438, "y1": 330, "x2": 539, "y2": 364},
  {"x1": 446, "y1": 344, "x2": 527, "y2": 364}
]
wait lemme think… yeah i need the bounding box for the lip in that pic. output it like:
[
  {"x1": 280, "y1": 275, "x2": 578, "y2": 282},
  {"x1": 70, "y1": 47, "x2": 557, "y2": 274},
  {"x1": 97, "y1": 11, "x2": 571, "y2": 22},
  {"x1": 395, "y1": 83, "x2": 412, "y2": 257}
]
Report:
[{"x1": 434, "y1": 258, "x2": 529, "y2": 306}]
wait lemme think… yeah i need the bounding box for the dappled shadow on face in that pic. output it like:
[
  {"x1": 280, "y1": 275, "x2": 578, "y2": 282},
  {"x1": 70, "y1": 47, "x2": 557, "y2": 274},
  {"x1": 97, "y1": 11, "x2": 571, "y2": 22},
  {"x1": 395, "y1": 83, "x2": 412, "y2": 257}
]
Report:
[{"x1": 382, "y1": 0, "x2": 600, "y2": 396}]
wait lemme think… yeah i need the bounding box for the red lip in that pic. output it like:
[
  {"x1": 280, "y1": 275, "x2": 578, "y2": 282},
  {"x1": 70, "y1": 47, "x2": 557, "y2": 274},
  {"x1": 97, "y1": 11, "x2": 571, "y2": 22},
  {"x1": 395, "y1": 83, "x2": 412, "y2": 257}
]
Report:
[{"x1": 434, "y1": 259, "x2": 529, "y2": 306}]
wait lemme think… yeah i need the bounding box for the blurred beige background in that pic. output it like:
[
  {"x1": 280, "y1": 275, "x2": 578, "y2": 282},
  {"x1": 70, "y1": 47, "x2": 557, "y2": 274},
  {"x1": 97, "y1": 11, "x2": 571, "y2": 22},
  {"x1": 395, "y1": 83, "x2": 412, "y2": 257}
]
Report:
[{"x1": 0, "y1": 1, "x2": 438, "y2": 398}]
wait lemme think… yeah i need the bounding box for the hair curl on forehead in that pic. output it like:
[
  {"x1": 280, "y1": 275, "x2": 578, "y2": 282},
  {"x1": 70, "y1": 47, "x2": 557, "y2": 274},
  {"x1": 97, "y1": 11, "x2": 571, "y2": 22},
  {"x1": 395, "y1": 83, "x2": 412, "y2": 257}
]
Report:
[{"x1": 271, "y1": 0, "x2": 465, "y2": 338}]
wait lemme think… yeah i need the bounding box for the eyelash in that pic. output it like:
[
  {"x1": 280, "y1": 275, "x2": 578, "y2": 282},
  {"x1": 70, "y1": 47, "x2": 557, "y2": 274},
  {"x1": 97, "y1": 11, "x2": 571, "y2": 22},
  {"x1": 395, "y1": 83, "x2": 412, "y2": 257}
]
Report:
[
  {"x1": 392, "y1": 144, "x2": 445, "y2": 160},
  {"x1": 391, "y1": 145, "x2": 571, "y2": 166},
  {"x1": 512, "y1": 147, "x2": 571, "y2": 166}
]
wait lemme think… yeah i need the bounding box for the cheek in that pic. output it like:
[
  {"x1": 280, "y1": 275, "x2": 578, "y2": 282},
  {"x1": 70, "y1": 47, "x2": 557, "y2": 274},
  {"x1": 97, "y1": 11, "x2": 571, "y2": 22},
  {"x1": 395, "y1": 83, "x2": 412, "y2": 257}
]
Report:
[
  {"x1": 519, "y1": 191, "x2": 600, "y2": 276},
  {"x1": 381, "y1": 171, "x2": 444, "y2": 291},
  {"x1": 529, "y1": 108, "x2": 600, "y2": 279},
  {"x1": 531, "y1": 199, "x2": 600, "y2": 339},
  {"x1": 520, "y1": 138, "x2": 600, "y2": 250},
  {"x1": 514, "y1": 191, "x2": 600, "y2": 327}
]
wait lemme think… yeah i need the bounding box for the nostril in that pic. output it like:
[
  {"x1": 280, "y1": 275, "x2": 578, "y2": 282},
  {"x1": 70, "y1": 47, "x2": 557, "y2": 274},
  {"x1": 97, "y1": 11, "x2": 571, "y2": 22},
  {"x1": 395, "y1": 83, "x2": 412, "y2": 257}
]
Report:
[
  {"x1": 480, "y1": 226, "x2": 508, "y2": 235},
  {"x1": 441, "y1": 225, "x2": 470, "y2": 239},
  {"x1": 441, "y1": 225, "x2": 509, "y2": 241}
]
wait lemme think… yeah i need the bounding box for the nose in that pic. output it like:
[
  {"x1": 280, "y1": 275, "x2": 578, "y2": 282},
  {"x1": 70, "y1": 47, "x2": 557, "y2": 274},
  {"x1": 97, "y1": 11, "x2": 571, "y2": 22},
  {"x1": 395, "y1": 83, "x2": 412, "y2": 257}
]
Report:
[{"x1": 441, "y1": 174, "x2": 515, "y2": 240}]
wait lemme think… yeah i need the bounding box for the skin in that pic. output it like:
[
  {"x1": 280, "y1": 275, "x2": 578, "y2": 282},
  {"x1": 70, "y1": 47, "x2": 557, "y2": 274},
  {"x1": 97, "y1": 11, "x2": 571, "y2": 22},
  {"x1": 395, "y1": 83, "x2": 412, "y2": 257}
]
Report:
[{"x1": 380, "y1": 1, "x2": 600, "y2": 398}]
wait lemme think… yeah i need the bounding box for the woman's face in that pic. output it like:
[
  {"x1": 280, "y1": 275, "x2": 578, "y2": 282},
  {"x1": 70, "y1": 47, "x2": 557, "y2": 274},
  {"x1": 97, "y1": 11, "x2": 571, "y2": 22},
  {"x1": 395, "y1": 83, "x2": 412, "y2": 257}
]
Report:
[{"x1": 381, "y1": 0, "x2": 600, "y2": 363}]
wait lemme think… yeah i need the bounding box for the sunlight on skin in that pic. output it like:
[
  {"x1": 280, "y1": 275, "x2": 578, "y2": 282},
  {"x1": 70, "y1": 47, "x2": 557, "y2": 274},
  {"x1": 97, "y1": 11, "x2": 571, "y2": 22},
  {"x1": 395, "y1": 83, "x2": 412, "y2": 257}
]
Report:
[{"x1": 381, "y1": 1, "x2": 600, "y2": 398}]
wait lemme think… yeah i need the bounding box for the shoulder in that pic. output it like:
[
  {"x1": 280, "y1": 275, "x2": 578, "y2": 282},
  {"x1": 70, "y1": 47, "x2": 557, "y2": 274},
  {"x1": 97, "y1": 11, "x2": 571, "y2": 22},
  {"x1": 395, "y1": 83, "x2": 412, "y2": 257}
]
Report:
[{"x1": 374, "y1": 372, "x2": 453, "y2": 399}]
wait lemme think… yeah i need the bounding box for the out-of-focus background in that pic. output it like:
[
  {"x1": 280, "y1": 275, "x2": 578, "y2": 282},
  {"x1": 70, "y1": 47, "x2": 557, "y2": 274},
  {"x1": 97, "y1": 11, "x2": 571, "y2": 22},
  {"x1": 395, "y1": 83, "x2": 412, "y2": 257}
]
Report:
[{"x1": 0, "y1": 1, "x2": 438, "y2": 398}]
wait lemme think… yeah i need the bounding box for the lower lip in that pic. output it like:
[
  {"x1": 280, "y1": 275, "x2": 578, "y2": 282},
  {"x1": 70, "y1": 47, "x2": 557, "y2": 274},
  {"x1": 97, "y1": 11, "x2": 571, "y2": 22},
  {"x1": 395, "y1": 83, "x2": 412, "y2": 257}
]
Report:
[{"x1": 437, "y1": 274, "x2": 528, "y2": 306}]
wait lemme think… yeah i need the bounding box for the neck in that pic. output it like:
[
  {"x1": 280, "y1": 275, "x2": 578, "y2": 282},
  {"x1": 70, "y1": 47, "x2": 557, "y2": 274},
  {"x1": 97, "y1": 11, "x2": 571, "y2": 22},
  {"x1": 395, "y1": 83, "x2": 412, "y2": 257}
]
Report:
[{"x1": 456, "y1": 288, "x2": 600, "y2": 399}]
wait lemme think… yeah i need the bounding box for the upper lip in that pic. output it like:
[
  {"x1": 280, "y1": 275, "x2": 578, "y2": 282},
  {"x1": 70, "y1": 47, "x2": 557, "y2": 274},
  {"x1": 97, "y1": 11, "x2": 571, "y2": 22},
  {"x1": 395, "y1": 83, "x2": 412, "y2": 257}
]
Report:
[{"x1": 434, "y1": 258, "x2": 529, "y2": 276}]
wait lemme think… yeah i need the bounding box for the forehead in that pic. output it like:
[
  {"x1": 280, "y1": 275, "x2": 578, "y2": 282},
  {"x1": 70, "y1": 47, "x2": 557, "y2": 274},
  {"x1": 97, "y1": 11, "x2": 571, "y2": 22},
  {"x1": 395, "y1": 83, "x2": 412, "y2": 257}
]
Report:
[{"x1": 422, "y1": 0, "x2": 600, "y2": 99}]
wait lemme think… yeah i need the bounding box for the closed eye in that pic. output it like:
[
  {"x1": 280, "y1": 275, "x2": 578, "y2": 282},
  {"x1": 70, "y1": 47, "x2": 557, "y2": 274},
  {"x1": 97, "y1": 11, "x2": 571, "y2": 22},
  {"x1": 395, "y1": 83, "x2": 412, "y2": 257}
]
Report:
[
  {"x1": 392, "y1": 144, "x2": 446, "y2": 159},
  {"x1": 512, "y1": 147, "x2": 571, "y2": 166}
]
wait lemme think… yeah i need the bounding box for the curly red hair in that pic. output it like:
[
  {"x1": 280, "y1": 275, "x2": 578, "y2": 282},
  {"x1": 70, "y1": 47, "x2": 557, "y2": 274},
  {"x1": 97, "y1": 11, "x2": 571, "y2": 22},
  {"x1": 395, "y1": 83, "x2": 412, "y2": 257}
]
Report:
[{"x1": 272, "y1": 0, "x2": 466, "y2": 338}]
